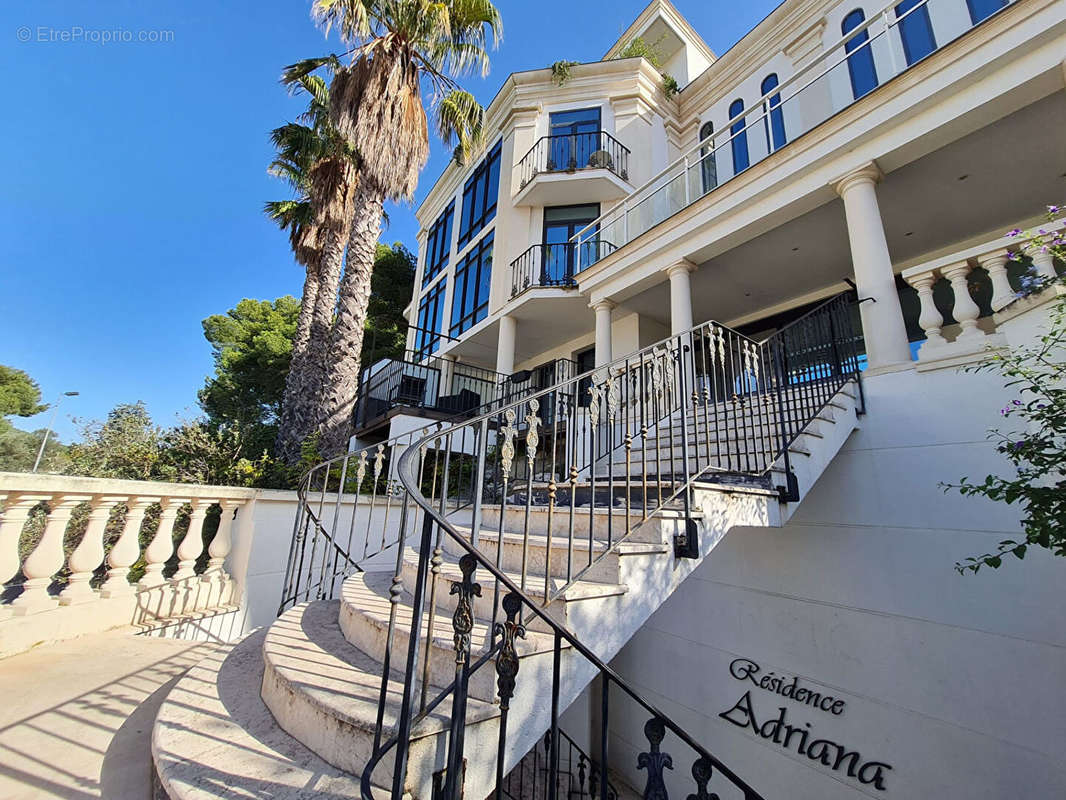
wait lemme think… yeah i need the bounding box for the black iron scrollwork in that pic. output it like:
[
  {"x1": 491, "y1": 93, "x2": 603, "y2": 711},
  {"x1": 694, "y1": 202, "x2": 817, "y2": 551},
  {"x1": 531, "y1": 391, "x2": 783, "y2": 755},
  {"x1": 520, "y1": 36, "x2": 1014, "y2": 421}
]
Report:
[
  {"x1": 638, "y1": 717, "x2": 674, "y2": 800},
  {"x1": 450, "y1": 554, "x2": 481, "y2": 663},
  {"x1": 493, "y1": 591, "x2": 526, "y2": 709},
  {"x1": 686, "y1": 756, "x2": 719, "y2": 800}
]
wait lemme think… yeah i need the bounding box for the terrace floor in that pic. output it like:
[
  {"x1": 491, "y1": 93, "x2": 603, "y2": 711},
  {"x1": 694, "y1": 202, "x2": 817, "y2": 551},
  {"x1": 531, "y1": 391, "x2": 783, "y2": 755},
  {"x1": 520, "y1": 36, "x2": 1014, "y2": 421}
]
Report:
[{"x1": 0, "y1": 632, "x2": 214, "y2": 800}]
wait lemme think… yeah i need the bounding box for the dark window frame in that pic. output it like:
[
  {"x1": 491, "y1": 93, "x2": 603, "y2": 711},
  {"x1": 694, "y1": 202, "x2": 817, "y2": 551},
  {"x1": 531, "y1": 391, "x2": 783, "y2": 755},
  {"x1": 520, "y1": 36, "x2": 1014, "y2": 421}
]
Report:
[
  {"x1": 450, "y1": 233, "x2": 494, "y2": 337},
  {"x1": 413, "y1": 279, "x2": 447, "y2": 360},
  {"x1": 422, "y1": 201, "x2": 454, "y2": 288},
  {"x1": 699, "y1": 121, "x2": 718, "y2": 195},
  {"x1": 458, "y1": 140, "x2": 503, "y2": 247},
  {"x1": 760, "y1": 73, "x2": 787, "y2": 152},
  {"x1": 843, "y1": 9, "x2": 879, "y2": 100},
  {"x1": 728, "y1": 98, "x2": 750, "y2": 174}
]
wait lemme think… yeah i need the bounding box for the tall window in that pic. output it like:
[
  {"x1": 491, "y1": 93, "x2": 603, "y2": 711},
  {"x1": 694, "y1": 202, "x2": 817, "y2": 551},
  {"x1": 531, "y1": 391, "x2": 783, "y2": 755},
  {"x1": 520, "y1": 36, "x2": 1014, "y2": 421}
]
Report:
[
  {"x1": 966, "y1": 0, "x2": 1007, "y2": 23},
  {"x1": 843, "y1": 10, "x2": 879, "y2": 100},
  {"x1": 894, "y1": 0, "x2": 937, "y2": 65},
  {"x1": 542, "y1": 204, "x2": 600, "y2": 279},
  {"x1": 458, "y1": 140, "x2": 502, "y2": 247},
  {"x1": 451, "y1": 233, "x2": 494, "y2": 336},
  {"x1": 548, "y1": 108, "x2": 601, "y2": 171},
  {"x1": 728, "y1": 99, "x2": 749, "y2": 175},
  {"x1": 761, "y1": 74, "x2": 787, "y2": 152},
  {"x1": 413, "y1": 279, "x2": 447, "y2": 360},
  {"x1": 699, "y1": 121, "x2": 717, "y2": 195},
  {"x1": 422, "y1": 201, "x2": 454, "y2": 287}
]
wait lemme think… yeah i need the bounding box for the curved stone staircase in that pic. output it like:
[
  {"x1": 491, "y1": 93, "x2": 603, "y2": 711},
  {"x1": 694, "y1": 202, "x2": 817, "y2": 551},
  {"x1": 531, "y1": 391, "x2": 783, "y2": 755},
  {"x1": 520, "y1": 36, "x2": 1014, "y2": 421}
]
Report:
[{"x1": 152, "y1": 296, "x2": 864, "y2": 800}]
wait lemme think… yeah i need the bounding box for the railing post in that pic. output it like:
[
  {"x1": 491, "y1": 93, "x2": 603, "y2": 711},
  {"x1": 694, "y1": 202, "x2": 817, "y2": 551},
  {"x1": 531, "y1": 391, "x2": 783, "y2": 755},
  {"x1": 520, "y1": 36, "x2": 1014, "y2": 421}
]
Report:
[{"x1": 883, "y1": 10, "x2": 901, "y2": 75}]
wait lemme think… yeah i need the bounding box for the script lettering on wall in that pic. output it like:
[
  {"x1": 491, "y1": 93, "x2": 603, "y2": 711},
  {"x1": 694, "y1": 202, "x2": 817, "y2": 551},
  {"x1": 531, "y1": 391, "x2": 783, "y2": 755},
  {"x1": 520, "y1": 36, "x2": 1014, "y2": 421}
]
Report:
[{"x1": 719, "y1": 658, "x2": 893, "y2": 791}]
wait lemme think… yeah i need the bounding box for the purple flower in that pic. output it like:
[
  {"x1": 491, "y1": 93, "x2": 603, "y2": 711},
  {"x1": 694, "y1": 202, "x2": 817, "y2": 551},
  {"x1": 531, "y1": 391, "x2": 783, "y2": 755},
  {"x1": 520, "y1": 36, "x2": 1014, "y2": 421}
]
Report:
[
  {"x1": 1007, "y1": 229, "x2": 1021, "y2": 237},
  {"x1": 1049, "y1": 205, "x2": 1059, "y2": 214}
]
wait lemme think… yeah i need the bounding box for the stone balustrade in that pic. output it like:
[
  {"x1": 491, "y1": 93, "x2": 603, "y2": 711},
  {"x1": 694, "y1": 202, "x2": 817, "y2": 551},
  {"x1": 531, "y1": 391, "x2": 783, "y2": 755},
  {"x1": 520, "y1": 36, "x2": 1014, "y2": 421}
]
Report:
[
  {"x1": 0, "y1": 472, "x2": 257, "y2": 657},
  {"x1": 901, "y1": 221, "x2": 1063, "y2": 370}
]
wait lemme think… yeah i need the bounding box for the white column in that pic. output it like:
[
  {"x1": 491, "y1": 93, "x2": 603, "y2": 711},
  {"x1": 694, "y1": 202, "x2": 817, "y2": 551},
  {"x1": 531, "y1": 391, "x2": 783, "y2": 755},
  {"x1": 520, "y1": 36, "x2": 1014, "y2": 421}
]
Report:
[
  {"x1": 981, "y1": 251, "x2": 1015, "y2": 311},
  {"x1": 666, "y1": 260, "x2": 696, "y2": 335},
  {"x1": 100, "y1": 496, "x2": 158, "y2": 598},
  {"x1": 173, "y1": 498, "x2": 211, "y2": 581},
  {"x1": 592, "y1": 300, "x2": 616, "y2": 369},
  {"x1": 496, "y1": 315, "x2": 517, "y2": 377},
  {"x1": 60, "y1": 496, "x2": 123, "y2": 605},
  {"x1": 14, "y1": 495, "x2": 91, "y2": 613},
  {"x1": 942, "y1": 261, "x2": 985, "y2": 341},
  {"x1": 440, "y1": 354, "x2": 457, "y2": 395},
  {"x1": 0, "y1": 495, "x2": 48, "y2": 586},
  {"x1": 1031, "y1": 250, "x2": 1058, "y2": 281},
  {"x1": 205, "y1": 500, "x2": 240, "y2": 576},
  {"x1": 139, "y1": 497, "x2": 185, "y2": 588},
  {"x1": 906, "y1": 271, "x2": 946, "y2": 351},
  {"x1": 833, "y1": 163, "x2": 912, "y2": 370}
]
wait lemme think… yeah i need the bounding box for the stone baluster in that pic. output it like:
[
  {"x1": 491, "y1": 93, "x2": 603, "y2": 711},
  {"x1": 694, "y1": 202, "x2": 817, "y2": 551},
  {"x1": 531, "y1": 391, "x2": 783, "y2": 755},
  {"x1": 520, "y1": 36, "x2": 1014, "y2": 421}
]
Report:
[
  {"x1": 100, "y1": 496, "x2": 158, "y2": 598},
  {"x1": 0, "y1": 495, "x2": 49, "y2": 586},
  {"x1": 204, "y1": 499, "x2": 240, "y2": 577},
  {"x1": 1031, "y1": 250, "x2": 1058, "y2": 281},
  {"x1": 906, "y1": 269, "x2": 946, "y2": 351},
  {"x1": 60, "y1": 496, "x2": 125, "y2": 605},
  {"x1": 941, "y1": 261, "x2": 985, "y2": 341},
  {"x1": 174, "y1": 498, "x2": 212, "y2": 581},
  {"x1": 14, "y1": 494, "x2": 91, "y2": 614},
  {"x1": 980, "y1": 251, "x2": 1015, "y2": 311},
  {"x1": 140, "y1": 497, "x2": 185, "y2": 588}
]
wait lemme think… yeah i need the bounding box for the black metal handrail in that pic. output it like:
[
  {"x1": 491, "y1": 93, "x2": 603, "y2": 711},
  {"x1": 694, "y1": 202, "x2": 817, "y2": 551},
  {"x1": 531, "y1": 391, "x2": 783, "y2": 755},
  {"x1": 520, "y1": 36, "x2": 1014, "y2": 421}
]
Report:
[
  {"x1": 347, "y1": 292, "x2": 861, "y2": 800},
  {"x1": 510, "y1": 241, "x2": 618, "y2": 297},
  {"x1": 518, "y1": 131, "x2": 630, "y2": 189},
  {"x1": 500, "y1": 728, "x2": 619, "y2": 800}
]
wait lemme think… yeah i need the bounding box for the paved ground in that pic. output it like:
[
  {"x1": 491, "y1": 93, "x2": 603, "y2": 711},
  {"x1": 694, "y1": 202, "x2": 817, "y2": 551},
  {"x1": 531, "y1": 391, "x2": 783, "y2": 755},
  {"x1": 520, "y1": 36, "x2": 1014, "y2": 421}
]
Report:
[{"x1": 0, "y1": 632, "x2": 213, "y2": 800}]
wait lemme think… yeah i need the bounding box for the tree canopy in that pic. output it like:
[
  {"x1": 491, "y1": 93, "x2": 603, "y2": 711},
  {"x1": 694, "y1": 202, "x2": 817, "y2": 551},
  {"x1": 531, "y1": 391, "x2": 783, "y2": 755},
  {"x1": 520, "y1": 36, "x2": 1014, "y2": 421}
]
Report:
[
  {"x1": 363, "y1": 242, "x2": 415, "y2": 364},
  {"x1": 0, "y1": 365, "x2": 47, "y2": 418}
]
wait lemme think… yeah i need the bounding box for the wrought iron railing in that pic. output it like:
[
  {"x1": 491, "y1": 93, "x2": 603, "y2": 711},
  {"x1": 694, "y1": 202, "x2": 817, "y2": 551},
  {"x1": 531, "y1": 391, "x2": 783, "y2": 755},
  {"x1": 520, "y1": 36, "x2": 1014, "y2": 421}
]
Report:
[
  {"x1": 290, "y1": 293, "x2": 862, "y2": 799},
  {"x1": 571, "y1": 0, "x2": 1018, "y2": 255},
  {"x1": 353, "y1": 354, "x2": 504, "y2": 431},
  {"x1": 518, "y1": 131, "x2": 630, "y2": 190},
  {"x1": 500, "y1": 728, "x2": 619, "y2": 800},
  {"x1": 510, "y1": 241, "x2": 618, "y2": 297}
]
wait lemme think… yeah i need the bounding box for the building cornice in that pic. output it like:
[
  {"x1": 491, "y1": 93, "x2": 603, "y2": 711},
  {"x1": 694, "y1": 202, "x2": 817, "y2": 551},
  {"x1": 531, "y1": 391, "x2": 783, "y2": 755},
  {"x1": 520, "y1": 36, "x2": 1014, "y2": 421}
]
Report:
[{"x1": 603, "y1": 0, "x2": 717, "y2": 64}]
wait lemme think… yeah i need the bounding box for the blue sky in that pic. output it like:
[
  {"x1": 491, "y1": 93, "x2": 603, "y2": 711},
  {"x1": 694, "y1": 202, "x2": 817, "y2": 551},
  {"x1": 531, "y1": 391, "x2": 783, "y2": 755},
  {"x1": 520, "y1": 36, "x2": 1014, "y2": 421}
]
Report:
[{"x1": 0, "y1": 0, "x2": 780, "y2": 443}]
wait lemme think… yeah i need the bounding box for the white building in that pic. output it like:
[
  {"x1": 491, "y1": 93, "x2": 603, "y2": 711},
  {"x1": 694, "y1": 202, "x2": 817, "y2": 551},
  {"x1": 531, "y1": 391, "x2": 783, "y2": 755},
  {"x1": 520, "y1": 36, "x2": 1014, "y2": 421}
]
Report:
[{"x1": 1, "y1": 1, "x2": 1064, "y2": 799}]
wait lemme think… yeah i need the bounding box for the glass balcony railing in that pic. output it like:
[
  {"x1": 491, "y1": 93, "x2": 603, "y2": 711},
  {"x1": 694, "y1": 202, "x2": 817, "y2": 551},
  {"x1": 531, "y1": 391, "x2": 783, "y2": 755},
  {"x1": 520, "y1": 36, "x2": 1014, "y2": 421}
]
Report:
[{"x1": 571, "y1": 0, "x2": 1015, "y2": 257}]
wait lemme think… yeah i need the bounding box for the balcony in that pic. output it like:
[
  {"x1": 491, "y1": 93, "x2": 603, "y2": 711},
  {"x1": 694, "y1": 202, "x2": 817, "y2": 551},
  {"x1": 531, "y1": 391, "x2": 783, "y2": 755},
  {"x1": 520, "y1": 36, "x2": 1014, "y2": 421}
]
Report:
[
  {"x1": 510, "y1": 241, "x2": 617, "y2": 298},
  {"x1": 513, "y1": 131, "x2": 632, "y2": 207}
]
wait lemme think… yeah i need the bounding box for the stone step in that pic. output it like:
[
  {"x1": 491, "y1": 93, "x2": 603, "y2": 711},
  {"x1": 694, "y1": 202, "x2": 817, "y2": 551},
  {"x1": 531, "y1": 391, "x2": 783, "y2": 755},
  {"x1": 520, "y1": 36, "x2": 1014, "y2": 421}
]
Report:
[
  {"x1": 153, "y1": 627, "x2": 373, "y2": 800},
  {"x1": 455, "y1": 504, "x2": 688, "y2": 544},
  {"x1": 261, "y1": 600, "x2": 500, "y2": 798},
  {"x1": 338, "y1": 570, "x2": 563, "y2": 701}
]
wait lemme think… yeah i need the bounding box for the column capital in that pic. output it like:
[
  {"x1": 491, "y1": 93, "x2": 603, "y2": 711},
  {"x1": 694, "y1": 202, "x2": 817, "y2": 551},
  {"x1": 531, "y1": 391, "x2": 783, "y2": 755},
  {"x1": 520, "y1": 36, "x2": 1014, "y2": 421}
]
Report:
[
  {"x1": 665, "y1": 259, "x2": 697, "y2": 278},
  {"x1": 978, "y1": 249, "x2": 1011, "y2": 268},
  {"x1": 590, "y1": 299, "x2": 616, "y2": 313},
  {"x1": 831, "y1": 161, "x2": 884, "y2": 197},
  {"x1": 940, "y1": 260, "x2": 973, "y2": 281}
]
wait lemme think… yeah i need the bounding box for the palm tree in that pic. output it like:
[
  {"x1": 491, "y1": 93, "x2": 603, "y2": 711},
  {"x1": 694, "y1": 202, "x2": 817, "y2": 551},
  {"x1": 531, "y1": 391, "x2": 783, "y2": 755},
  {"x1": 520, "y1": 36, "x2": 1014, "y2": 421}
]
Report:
[
  {"x1": 266, "y1": 72, "x2": 361, "y2": 464},
  {"x1": 298, "y1": 0, "x2": 502, "y2": 456}
]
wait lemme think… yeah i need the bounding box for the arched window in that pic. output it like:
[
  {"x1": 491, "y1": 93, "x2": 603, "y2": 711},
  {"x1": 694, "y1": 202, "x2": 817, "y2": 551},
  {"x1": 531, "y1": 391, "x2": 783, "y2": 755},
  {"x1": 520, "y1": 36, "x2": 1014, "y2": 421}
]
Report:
[
  {"x1": 843, "y1": 10, "x2": 878, "y2": 100},
  {"x1": 760, "y1": 73, "x2": 787, "y2": 152},
  {"x1": 966, "y1": 0, "x2": 1007, "y2": 23},
  {"x1": 894, "y1": 0, "x2": 937, "y2": 65},
  {"x1": 699, "y1": 121, "x2": 717, "y2": 195},
  {"x1": 728, "y1": 99, "x2": 749, "y2": 175}
]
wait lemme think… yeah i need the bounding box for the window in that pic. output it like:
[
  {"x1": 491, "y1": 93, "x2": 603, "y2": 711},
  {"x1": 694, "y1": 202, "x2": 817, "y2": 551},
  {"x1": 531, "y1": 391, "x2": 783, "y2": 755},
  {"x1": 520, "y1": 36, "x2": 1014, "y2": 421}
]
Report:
[
  {"x1": 761, "y1": 74, "x2": 787, "y2": 152},
  {"x1": 458, "y1": 140, "x2": 502, "y2": 247},
  {"x1": 728, "y1": 99, "x2": 749, "y2": 174},
  {"x1": 575, "y1": 346, "x2": 596, "y2": 407},
  {"x1": 699, "y1": 121, "x2": 717, "y2": 195},
  {"x1": 895, "y1": 0, "x2": 937, "y2": 65},
  {"x1": 413, "y1": 280, "x2": 447, "y2": 360},
  {"x1": 542, "y1": 204, "x2": 600, "y2": 280},
  {"x1": 548, "y1": 107, "x2": 602, "y2": 171},
  {"x1": 451, "y1": 233, "x2": 494, "y2": 336},
  {"x1": 843, "y1": 10, "x2": 879, "y2": 100},
  {"x1": 422, "y1": 202, "x2": 454, "y2": 287},
  {"x1": 966, "y1": 0, "x2": 1007, "y2": 23}
]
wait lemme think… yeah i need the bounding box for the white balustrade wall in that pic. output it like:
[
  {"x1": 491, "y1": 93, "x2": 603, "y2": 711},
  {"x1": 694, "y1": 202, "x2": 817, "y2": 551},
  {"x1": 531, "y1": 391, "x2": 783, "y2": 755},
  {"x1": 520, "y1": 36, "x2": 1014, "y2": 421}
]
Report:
[
  {"x1": 902, "y1": 221, "x2": 1064, "y2": 369},
  {"x1": 0, "y1": 473, "x2": 313, "y2": 658}
]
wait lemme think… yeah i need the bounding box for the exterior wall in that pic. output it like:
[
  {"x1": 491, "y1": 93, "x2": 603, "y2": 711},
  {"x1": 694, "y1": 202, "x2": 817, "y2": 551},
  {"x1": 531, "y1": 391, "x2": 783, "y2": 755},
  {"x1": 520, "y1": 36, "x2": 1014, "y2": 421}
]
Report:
[{"x1": 606, "y1": 306, "x2": 1066, "y2": 798}]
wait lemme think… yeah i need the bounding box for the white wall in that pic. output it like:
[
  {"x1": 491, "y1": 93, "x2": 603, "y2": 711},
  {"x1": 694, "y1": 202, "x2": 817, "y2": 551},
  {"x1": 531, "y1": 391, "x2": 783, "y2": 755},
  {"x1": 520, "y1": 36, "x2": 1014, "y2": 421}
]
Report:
[{"x1": 606, "y1": 355, "x2": 1066, "y2": 799}]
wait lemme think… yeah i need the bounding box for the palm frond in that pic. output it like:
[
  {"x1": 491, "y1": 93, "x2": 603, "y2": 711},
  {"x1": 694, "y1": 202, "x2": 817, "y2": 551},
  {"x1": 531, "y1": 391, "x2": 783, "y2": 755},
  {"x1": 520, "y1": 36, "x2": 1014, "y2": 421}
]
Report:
[
  {"x1": 312, "y1": 0, "x2": 376, "y2": 43},
  {"x1": 435, "y1": 89, "x2": 484, "y2": 165},
  {"x1": 281, "y1": 55, "x2": 342, "y2": 89}
]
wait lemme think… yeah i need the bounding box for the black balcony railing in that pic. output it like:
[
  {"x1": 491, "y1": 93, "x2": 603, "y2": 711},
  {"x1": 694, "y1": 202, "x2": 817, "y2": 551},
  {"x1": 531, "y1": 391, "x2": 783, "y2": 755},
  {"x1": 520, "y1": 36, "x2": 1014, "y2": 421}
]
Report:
[
  {"x1": 518, "y1": 131, "x2": 630, "y2": 189},
  {"x1": 510, "y1": 241, "x2": 618, "y2": 297},
  {"x1": 353, "y1": 353, "x2": 504, "y2": 431}
]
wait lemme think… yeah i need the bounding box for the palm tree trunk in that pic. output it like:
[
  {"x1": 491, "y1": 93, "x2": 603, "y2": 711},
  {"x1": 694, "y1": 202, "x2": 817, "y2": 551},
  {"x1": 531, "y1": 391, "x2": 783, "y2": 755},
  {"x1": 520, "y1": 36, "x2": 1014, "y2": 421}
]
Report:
[
  {"x1": 275, "y1": 227, "x2": 345, "y2": 464},
  {"x1": 317, "y1": 183, "x2": 384, "y2": 457}
]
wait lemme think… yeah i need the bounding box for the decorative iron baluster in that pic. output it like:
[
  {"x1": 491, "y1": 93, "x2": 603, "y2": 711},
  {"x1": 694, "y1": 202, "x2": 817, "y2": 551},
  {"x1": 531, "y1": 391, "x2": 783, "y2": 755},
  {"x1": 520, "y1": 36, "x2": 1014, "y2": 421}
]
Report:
[
  {"x1": 687, "y1": 756, "x2": 719, "y2": 800},
  {"x1": 451, "y1": 554, "x2": 481, "y2": 662},
  {"x1": 494, "y1": 591, "x2": 527, "y2": 799},
  {"x1": 637, "y1": 717, "x2": 673, "y2": 800},
  {"x1": 521, "y1": 399, "x2": 540, "y2": 593}
]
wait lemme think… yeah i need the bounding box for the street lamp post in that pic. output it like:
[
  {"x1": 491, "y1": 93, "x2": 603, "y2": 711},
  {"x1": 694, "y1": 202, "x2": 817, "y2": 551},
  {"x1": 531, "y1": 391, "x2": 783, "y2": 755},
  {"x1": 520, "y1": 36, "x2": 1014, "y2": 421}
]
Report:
[{"x1": 31, "y1": 391, "x2": 79, "y2": 473}]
